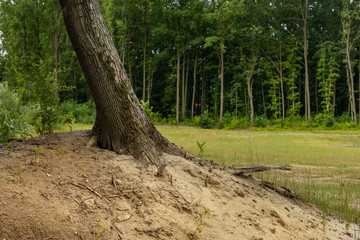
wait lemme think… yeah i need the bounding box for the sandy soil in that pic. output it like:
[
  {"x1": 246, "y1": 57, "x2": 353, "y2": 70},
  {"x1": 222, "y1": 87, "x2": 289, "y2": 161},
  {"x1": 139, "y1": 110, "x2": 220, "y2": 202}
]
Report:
[{"x1": 0, "y1": 130, "x2": 353, "y2": 239}]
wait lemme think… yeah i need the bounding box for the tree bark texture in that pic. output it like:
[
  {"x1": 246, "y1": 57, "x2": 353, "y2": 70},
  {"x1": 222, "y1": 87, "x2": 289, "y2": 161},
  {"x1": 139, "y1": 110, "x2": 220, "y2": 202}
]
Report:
[{"x1": 60, "y1": 0, "x2": 183, "y2": 167}]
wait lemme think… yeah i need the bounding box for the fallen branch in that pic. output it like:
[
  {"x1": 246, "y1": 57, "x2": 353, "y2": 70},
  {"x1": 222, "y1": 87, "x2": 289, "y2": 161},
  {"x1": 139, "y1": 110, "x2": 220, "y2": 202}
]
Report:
[
  {"x1": 261, "y1": 180, "x2": 297, "y2": 199},
  {"x1": 229, "y1": 165, "x2": 291, "y2": 175}
]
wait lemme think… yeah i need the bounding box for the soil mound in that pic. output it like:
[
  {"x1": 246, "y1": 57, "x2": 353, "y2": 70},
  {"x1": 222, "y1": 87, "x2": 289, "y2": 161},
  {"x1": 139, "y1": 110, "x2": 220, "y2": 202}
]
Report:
[{"x1": 0, "y1": 131, "x2": 352, "y2": 239}]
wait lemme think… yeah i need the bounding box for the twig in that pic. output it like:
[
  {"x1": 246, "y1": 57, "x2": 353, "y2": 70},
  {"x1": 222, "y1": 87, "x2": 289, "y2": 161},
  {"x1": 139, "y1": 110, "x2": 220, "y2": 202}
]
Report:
[
  {"x1": 171, "y1": 185, "x2": 189, "y2": 204},
  {"x1": 70, "y1": 181, "x2": 102, "y2": 198},
  {"x1": 39, "y1": 190, "x2": 50, "y2": 201},
  {"x1": 112, "y1": 224, "x2": 123, "y2": 239},
  {"x1": 84, "y1": 185, "x2": 103, "y2": 199},
  {"x1": 112, "y1": 174, "x2": 117, "y2": 189}
]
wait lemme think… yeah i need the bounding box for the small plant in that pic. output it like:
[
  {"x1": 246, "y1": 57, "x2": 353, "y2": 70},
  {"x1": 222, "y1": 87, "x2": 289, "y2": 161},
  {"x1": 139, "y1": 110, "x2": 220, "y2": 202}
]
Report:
[
  {"x1": 33, "y1": 147, "x2": 41, "y2": 164},
  {"x1": 68, "y1": 117, "x2": 76, "y2": 131},
  {"x1": 345, "y1": 222, "x2": 350, "y2": 232},
  {"x1": 8, "y1": 176, "x2": 14, "y2": 181},
  {"x1": 18, "y1": 166, "x2": 23, "y2": 178},
  {"x1": 197, "y1": 141, "x2": 206, "y2": 157},
  {"x1": 7, "y1": 141, "x2": 13, "y2": 154},
  {"x1": 95, "y1": 222, "x2": 104, "y2": 240},
  {"x1": 188, "y1": 206, "x2": 214, "y2": 239}
]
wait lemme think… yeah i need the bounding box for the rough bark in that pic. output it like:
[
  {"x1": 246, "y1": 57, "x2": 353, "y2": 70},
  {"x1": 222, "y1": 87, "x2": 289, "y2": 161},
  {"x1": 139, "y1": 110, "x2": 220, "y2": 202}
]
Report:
[{"x1": 60, "y1": 0, "x2": 184, "y2": 167}]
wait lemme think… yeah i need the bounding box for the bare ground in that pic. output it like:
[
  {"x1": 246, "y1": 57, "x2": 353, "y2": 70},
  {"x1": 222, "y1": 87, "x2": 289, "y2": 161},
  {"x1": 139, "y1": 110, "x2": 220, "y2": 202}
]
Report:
[{"x1": 0, "y1": 130, "x2": 353, "y2": 240}]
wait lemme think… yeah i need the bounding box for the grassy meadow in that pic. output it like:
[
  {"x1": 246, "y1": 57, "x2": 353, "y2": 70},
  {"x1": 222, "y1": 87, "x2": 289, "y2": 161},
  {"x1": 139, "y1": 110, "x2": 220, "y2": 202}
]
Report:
[{"x1": 55, "y1": 124, "x2": 360, "y2": 223}]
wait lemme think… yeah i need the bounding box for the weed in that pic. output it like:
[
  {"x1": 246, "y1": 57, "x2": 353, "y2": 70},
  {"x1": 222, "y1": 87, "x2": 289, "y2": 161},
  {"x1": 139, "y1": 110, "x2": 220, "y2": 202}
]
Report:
[
  {"x1": 345, "y1": 222, "x2": 350, "y2": 231},
  {"x1": 188, "y1": 206, "x2": 214, "y2": 239},
  {"x1": 8, "y1": 176, "x2": 14, "y2": 181},
  {"x1": 6, "y1": 141, "x2": 12, "y2": 154},
  {"x1": 68, "y1": 117, "x2": 76, "y2": 131},
  {"x1": 18, "y1": 166, "x2": 23, "y2": 178},
  {"x1": 196, "y1": 141, "x2": 206, "y2": 157},
  {"x1": 94, "y1": 223, "x2": 104, "y2": 240},
  {"x1": 33, "y1": 147, "x2": 41, "y2": 164}
]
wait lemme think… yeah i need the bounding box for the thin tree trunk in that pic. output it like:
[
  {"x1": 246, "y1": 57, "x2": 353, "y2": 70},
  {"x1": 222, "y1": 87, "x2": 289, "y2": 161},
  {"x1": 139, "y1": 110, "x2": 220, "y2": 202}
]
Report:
[
  {"x1": 53, "y1": 1, "x2": 60, "y2": 102},
  {"x1": 201, "y1": 74, "x2": 205, "y2": 114},
  {"x1": 301, "y1": 0, "x2": 311, "y2": 121},
  {"x1": 60, "y1": 0, "x2": 184, "y2": 167},
  {"x1": 191, "y1": 49, "x2": 199, "y2": 120},
  {"x1": 73, "y1": 59, "x2": 78, "y2": 103},
  {"x1": 142, "y1": 5, "x2": 147, "y2": 101},
  {"x1": 333, "y1": 81, "x2": 336, "y2": 115},
  {"x1": 247, "y1": 55, "x2": 256, "y2": 126},
  {"x1": 315, "y1": 67, "x2": 319, "y2": 114},
  {"x1": 261, "y1": 78, "x2": 266, "y2": 117},
  {"x1": 219, "y1": 40, "x2": 224, "y2": 123},
  {"x1": 176, "y1": 48, "x2": 181, "y2": 124},
  {"x1": 344, "y1": 13, "x2": 357, "y2": 124},
  {"x1": 184, "y1": 54, "x2": 189, "y2": 119},
  {"x1": 147, "y1": 62, "x2": 152, "y2": 106},
  {"x1": 181, "y1": 52, "x2": 186, "y2": 120},
  {"x1": 279, "y1": 39, "x2": 285, "y2": 122}
]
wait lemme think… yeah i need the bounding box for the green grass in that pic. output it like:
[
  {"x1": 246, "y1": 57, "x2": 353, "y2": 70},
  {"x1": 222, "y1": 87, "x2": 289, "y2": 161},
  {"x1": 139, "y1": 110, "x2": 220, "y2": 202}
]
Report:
[{"x1": 157, "y1": 125, "x2": 360, "y2": 223}]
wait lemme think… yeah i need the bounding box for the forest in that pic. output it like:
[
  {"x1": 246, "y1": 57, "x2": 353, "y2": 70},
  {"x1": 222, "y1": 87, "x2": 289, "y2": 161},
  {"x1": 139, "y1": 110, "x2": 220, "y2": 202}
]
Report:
[{"x1": 1, "y1": 0, "x2": 360, "y2": 140}]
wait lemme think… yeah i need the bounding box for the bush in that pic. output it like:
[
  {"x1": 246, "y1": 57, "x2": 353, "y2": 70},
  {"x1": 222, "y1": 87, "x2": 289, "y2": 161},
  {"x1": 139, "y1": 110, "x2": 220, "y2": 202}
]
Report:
[
  {"x1": 34, "y1": 104, "x2": 58, "y2": 135},
  {"x1": 0, "y1": 82, "x2": 31, "y2": 143},
  {"x1": 58, "y1": 100, "x2": 96, "y2": 124},
  {"x1": 199, "y1": 110, "x2": 212, "y2": 129},
  {"x1": 254, "y1": 115, "x2": 268, "y2": 128}
]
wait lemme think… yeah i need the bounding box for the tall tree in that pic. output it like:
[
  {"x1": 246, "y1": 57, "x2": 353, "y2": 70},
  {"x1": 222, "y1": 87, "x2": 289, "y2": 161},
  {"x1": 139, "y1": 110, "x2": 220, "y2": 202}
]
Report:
[{"x1": 60, "y1": 0, "x2": 183, "y2": 167}]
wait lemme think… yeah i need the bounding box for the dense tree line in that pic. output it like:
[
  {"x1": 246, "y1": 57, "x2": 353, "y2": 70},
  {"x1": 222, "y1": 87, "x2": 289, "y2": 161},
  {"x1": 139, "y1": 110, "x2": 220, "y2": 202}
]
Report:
[{"x1": 0, "y1": 0, "x2": 360, "y2": 129}]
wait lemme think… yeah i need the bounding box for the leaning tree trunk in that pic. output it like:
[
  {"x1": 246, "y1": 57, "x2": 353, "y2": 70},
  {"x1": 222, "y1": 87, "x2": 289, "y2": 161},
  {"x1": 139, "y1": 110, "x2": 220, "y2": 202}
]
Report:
[{"x1": 60, "y1": 0, "x2": 183, "y2": 167}]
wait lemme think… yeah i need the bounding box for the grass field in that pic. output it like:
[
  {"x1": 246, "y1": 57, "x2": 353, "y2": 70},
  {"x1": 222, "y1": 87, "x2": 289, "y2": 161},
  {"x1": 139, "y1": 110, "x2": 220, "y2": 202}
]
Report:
[
  {"x1": 157, "y1": 126, "x2": 360, "y2": 223},
  {"x1": 55, "y1": 124, "x2": 360, "y2": 223}
]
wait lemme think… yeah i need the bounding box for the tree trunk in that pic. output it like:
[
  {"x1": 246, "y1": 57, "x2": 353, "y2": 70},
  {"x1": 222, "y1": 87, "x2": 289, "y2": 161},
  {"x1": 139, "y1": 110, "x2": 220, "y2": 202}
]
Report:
[
  {"x1": 60, "y1": 0, "x2": 183, "y2": 167},
  {"x1": 219, "y1": 40, "x2": 224, "y2": 123},
  {"x1": 191, "y1": 49, "x2": 198, "y2": 120},
  {"x1": 181, "y1": 53, "x2": 186, "y2": 120},
  {"x1": 278, "y1": 40, "x2": 285, "y2": 122},
  {"x1": 301, "y1": 0, "x2": 311, "y2": 121},
  {"x1": 184, "y1": 54, "x2": 189, "y2": 119},
  {"x1": 176, "y1": 48, "x2": 181, "y2": 124},
  {"x1": 261, "y1": 78, "x2": 266, "y2": 117},
  {"x1": 247, "y1": 55, "x2": 256, "y2": 127},
  {"x1": 53, "y1": 1, "x2": 60, "y2": 102},
  {"x1": 142, "y1": 4, "x2": 147, "y2": 102}
]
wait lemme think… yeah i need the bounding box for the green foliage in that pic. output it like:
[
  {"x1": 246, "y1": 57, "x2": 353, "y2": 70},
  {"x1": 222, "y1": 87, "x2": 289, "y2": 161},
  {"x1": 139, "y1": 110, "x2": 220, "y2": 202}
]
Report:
[
  {"x1": 58, "y1": 100, "x2": 96, "y2": 124},
  {"x1": 18, "y1": 166, "x2": 23, "y2": 178},
  {"x1": 188, "y1": 206, "x2": 214, "y2": 239},
  {"x1": 140, "y1": 100, "x2": 163, "y2": 124},
  {"x1": 33, "y1": 147, "x2": 41, "y2": 164},
  {"x1": 196, "y1": 141, "x2": 206, "y2": 157},
  {"x1": 7, "y1": 141, "x2": 13, "y2": 154},
  {"x1": 199, "y1": 110, "x2": 212, "y2": 129},
  {"x1": 34, "y1": 104, "x2": 58, "y2": 135},
  {"x1": 254, "y1": 115, "x2": 268, "y2": 128},
  {"x1": 0, "y1": 82, "x2": 31, "y2": 143}
]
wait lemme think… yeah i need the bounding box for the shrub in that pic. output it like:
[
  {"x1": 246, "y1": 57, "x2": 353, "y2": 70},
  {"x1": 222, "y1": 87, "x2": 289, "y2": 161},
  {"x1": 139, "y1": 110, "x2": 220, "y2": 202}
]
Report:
[
  {"x1": 254, "y1": 115, "x2": 267, "y2": 128},
  {"x1": 0, "y1": 82, "x2": 31, "y2": 143},
  {"x1": 58, "y1": 100, "x2": 96, "y2": 124},
  {"x1": 199, "y1": 110, "x2": 212, "y2": 129},
  {"x1": 34, "y1": 104, "x2": 58, "y2": 135}
]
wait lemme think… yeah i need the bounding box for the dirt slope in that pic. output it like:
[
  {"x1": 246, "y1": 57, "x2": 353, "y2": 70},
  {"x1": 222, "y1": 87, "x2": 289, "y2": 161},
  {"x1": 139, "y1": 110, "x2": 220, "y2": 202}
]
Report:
[{"x1": 0, "y1": 131, "x2": 353, "y2": 240}]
